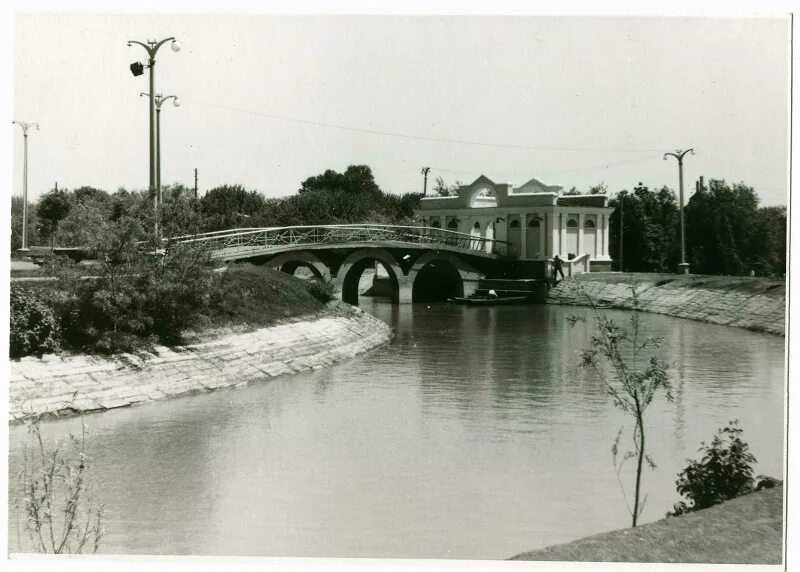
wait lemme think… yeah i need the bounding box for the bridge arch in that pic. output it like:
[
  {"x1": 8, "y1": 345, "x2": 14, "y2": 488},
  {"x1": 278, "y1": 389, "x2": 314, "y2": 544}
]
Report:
[
  {"x1": 408, "y1": 252, "x2": 482, "y2": 302},
  {"x1": 336, "y1": 248, "x2": 408, "y2": 305},
  {"x1": 266, "y1": 250, "x2": 331, "y2": 282}
]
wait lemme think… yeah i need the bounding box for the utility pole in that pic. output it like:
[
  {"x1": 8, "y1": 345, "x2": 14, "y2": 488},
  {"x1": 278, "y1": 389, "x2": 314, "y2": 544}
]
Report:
[
  {"x1": 664, "y1": 149, "x2": 695, "y2": 274},
  {"x1": 421, "y1": 167, "x2": 430, "y2": 197},
  {"x1": 194, "y1": 168, "x2": 198, "y2": 199},
  {"x1": 618, "y1": 191, "x2": 625, "y2": 272},
  {"x1": 12, "y1": 120, "x2": 39, "y2": 252}
]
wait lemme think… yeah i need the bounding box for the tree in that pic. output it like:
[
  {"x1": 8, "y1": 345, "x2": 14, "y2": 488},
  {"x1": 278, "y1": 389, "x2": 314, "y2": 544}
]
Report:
[
  {"x1": 685, "y1": 180, "x2": 760, "y2": 275},
  {"x1": 748, "y1": 206, "x2": 786, "y2": 277},
  {"x1": 588, "y1": 182, "x2": 608, "y2": 195},
  {"x1": 199, "y1": 184, "x2": 266, "y2": 231},
  {"x1": 573, "y1": 281, "x2": 672, "y2": 527},
  {"x1": 72, "y1": 186, "x2": 111, "y2": 206},
  {"x1": 433, "y1": 176, "x2": 461, "y2": 197},
  {"x1": 37, "y1": 188, "x2": 72, "y2": 247},
  {"x1": 563, "y1": 186, "x2": 582, "y2": 196},
  {"x1": 299, "y1": 164, "x2": 383, "y2": 196},
  {"x1": 608, "y1": 184, "x2": 679, "y2": 273},
  {"x1": 11, "y1": 195, "x2": 39, "y2": 251}
]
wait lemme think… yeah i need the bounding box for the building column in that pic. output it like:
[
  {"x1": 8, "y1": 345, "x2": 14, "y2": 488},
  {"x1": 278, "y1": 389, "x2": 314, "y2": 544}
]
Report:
[
  {"x1": 520, "y1": 215, "x2": 528, "y2": 259},
  {"x1": 558, "y1": 212, "x2": 564, "y2": 256},
  {"x1": 594, "y1": 217, "x2": 599, "y2": 258},
  {"x1": 577, "y1": 213, "x2": 585, "y2": 255},
  {"x1": 602, "y1": 214, "x2": 608, "y2": 256},
  {"x1": 539, "y1": 213, "x2": 546, "y2": 258},
  {"x1": 543, "y1": 213, "x2": 549, "y2": 257}
]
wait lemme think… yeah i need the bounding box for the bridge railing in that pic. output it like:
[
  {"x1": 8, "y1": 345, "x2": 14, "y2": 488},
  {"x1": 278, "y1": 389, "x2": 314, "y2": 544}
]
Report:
[{"x1": 170, "y1": 224, "x2": 511, "y2": 257}]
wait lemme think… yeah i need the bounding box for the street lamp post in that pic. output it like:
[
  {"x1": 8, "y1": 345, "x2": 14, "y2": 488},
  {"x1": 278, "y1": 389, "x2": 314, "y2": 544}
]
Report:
[
  {"x1": 664, "y1": 148, "x2": 694, "y2": 274},
  {"x1": 12, "y1": 120, "x2": 40, "y2": 252},
  {"x1": 128, "y1": 37, "x2": 181, "y2": 242},
  {"x1": 140, "y1": 93, "x2": 180, "y2": 201}
]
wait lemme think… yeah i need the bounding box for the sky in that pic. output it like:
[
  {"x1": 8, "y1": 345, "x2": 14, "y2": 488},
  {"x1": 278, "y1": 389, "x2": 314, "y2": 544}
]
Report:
[{"x1": 9, "y1": 12, "x2": 792, "y2": 206}]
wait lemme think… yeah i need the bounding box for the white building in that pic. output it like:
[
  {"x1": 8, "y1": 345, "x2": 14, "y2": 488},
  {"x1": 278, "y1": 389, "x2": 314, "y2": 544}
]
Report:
[{"x1": 415, "y1": 175, "x2": 613, "y2": 273}]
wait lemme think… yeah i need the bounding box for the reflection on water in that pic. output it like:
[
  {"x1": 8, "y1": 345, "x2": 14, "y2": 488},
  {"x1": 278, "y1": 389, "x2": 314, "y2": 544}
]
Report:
[{"x1": 8, "y1": 300, "x2": 785, "y2": 559}]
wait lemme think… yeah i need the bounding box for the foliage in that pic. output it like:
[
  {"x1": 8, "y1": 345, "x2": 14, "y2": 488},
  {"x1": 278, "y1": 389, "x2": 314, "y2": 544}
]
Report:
[
  {"x1": 14, "y1": 406, "x2": 104, "y2": 554},
  {"x1": 669, "y1": 421, "x2": 757, "y2": 516},
  {"x1": 11, "y1": 195, "x2": 40, "y2": 251},
  {"x1": 607, "y1": 178, "x2": 785, "y2": 276},
  {"x1": 45, "y1": 210, "x2": 218, "y2": 353},
  {"x1": 433, "y1": 176, "x2": 461, "y2": 197},
  {"x1": 199, "y1": 184, "x2": 266, "y2": 231},
  {"x1": 588, "y1": 182, "x2": 608, "y2": 195},
  {"x1": 10, "y1": 285, "x2": 61, "y2": 358},
  {"x1": 299, "y1": 164, "x2": 381, "y2": 195},
  {"x1": 37, "y1": 188, "x2": 72, "y2": 246},
  {"x1": 304, "y1": 277, "x2": 337, "y2": 303},
  {"x1": 685, "y1": 180, "x2": 759, "y2": 276},
  {"x1": 573, "y1": 281, "x2": 672, "y2": 527},
  {"x1": 608, "y1": 183, "x2": 680, "y2": 273}
]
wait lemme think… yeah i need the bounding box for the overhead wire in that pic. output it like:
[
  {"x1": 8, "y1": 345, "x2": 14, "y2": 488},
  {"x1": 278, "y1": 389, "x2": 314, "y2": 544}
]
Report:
[{"x1": 185, "y1": 97, "x2": 668, "y2": 154}]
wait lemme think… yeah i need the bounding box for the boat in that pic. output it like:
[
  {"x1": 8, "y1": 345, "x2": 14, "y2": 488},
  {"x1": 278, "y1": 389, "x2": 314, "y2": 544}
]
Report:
[{"x1": 448, "y1": 295, "x2": 529, "y2": 306}]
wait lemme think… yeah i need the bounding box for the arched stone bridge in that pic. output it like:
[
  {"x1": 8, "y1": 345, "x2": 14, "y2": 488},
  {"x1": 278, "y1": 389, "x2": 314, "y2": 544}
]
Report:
[{"x1": 171, "y1": 224, "x2": 513, "y2": 304}]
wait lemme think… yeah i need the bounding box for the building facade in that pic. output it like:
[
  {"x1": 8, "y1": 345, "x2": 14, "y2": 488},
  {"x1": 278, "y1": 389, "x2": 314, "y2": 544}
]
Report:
[{"x1": 415, "y1": 175, "x2": 613, "y2": 271}]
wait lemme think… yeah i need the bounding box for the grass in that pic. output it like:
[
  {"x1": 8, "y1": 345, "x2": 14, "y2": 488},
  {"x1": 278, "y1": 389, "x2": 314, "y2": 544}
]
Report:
[
  {"x1": 510, "y1": 485, "x2": 783, "y2": 564},
  {"x1": 191, "y1": 263, "x2": 349, "y2": 336}
]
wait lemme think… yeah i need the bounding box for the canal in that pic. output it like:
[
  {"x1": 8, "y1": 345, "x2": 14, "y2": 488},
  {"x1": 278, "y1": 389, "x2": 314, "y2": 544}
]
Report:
[{"x1": 8, "y1": 300, "x2": 785, "y2": 559}]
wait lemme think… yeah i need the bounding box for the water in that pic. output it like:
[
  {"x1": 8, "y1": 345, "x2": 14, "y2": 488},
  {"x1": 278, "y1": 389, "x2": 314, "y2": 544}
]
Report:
[{"x1": 8, "y1": 300, "x2": 785, "y2": 559}]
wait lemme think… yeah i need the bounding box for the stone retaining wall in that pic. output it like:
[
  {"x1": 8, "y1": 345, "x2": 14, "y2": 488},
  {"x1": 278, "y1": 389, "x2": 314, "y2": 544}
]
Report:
[
  {"x1": 548, "y1": 273, "x2": 785, "y2": 336},
  {"x1": 9, "y1": 309, "x2": 392, "y2": 423}
]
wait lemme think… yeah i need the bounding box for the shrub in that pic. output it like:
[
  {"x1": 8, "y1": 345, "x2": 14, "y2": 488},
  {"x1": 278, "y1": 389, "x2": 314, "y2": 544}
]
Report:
[
  {"x1": 10, "y1": 286, "x2": 61, "y2": 358},
  {"x1": 670, "y1": 420, "x2": 756, "y2": 516},
  {"x1": 304, "y1": 278, "x2": 337, "y2": 303},
  {"x1": 14, "y1": 407, "x2": 104, "y2": 553}
]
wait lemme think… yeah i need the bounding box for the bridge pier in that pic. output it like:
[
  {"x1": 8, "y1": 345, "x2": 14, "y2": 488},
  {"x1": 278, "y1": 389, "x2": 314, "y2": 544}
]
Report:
[{"x1": 398, "y1": 280, "x2": 413, "y2": 304}]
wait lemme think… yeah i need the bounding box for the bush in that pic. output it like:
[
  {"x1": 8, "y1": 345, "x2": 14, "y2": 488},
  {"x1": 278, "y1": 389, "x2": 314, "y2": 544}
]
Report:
[
  {"x1": 304, "y1": 278, "x2": 337, "y2": 303},
  {"x1": 670, "y1": 420, "x2": 756, "y2": 516},
  {"x1": 10, "y1": 286, "x2": 61, "y2": 358}
]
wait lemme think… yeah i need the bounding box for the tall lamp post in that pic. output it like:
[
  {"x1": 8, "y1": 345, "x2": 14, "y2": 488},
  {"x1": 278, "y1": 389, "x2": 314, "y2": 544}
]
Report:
[
  {"x1": 663, "y1": 149, "x2": 694, "y2": 274},
  {"x1": 12, "y1": 120, "x2": 40, "y2": 252},
  {"x1": 140, "y1": 93, "x2": 180, "y2": 201},
  {"x1": 128, "y1": 37, "x2": 181, "y2": 242}
]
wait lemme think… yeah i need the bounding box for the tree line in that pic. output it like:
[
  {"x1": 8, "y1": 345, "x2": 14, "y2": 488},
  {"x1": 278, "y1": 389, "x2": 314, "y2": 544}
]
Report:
[
  {"x1": 11, "y1": 167, "x2": 786, "y2": 277},
  {"x1": 609, "y1": 180, "x2": 785, "y2": 277},
  {"x1": 12, "y1": 165, "x2": 423, "y2": 249}
]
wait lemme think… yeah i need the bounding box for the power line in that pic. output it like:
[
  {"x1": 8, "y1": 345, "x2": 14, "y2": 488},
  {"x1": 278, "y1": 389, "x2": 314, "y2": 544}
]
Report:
[
  {"x1": 424, "y1": 154, "x2": 661, "y2": 182},
  {"x1": 185, "y1": 97, "x2": 668, "y2": 154}
]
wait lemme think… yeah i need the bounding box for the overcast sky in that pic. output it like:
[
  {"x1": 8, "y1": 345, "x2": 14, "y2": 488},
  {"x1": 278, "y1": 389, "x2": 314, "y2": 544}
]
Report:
[{"x1": 10, "y1": 12, "x2": 791, "y2": 205}]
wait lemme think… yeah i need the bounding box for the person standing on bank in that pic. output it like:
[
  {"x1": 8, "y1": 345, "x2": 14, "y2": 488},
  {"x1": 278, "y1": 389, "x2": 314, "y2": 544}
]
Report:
[{"x1": 552, "y1": 255, "x2": 565, "y2": 283}]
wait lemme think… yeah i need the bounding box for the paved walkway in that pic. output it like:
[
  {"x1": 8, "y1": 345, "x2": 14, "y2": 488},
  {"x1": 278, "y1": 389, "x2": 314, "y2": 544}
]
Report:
[{"x1": 9, "y1": 310, "x2": 392, "y2": 422}]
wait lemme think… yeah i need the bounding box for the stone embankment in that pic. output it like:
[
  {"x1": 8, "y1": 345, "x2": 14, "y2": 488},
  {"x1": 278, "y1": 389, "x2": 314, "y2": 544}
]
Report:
[
  {"x1": 9, "y1": 308, "x2": 392, "y2": 423},
  {"x1": 548, "y1": 273, "x2": 785, "y2": 336},
  {"x1": 511, "y1": 484, "x2": 783, "y2": 564}
]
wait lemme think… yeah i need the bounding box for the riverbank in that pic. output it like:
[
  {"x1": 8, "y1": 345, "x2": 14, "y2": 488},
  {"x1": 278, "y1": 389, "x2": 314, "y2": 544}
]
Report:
[
  {"x1": 511, "y1": 484, "x2": 783, "y2": 564},
  {"x1": 9, "y1": 304, "x2": 392, "y2": 423},
  {"x1": 548, "y1": 272, "x2": 785, "y2": 336}
]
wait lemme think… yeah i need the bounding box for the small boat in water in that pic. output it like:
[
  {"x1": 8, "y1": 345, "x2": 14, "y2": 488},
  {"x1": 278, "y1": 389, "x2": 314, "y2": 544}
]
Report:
[{"x1": 448, "y1": 295, "x2": 529, "y2": 306}]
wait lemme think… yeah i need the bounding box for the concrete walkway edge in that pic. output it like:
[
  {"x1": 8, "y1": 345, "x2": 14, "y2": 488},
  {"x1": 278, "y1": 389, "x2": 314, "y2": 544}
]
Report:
[{"x1": 9, "y1": 308, "x2": 393, "y2": 423}]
